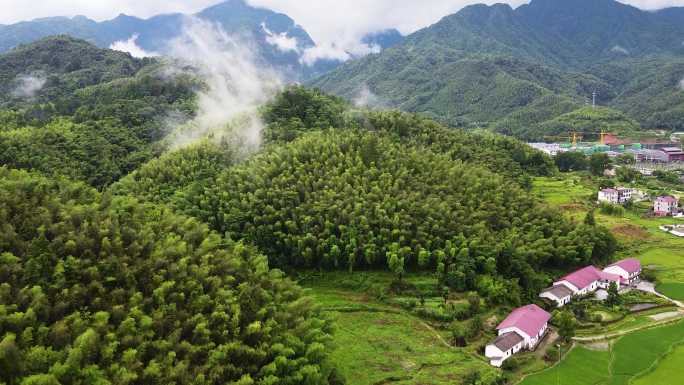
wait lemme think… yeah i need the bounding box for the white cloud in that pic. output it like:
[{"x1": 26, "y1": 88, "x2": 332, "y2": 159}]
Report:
[
  {"x1": 611, "y1": 45, "x2": 630, "y2": 55},
  {"x1": 109, "y1": 34, "x2": 159, "y2": 58},
  {"x1": 11, "y1": 74, "x2": 47, "y2": 99},
  {"x1": 261, "y1": 23, "x2": 299, "y2": 53},
  {"x1": 3, "y1": 0, "x2": 684, "y2": 65},
  {"x1": 164, "y1": 17, "x2": 281, "y2": 151}
]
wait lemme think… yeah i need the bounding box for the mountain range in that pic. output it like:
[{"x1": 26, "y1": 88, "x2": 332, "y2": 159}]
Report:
[
  {"x1": 0, "y1": 0, "x2": 402, "y2": 81},
  {"x1": 311, "y1": 0, "x2": 684, "y2": 138}
]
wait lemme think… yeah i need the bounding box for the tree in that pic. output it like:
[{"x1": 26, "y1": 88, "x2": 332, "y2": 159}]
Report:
[
  {"x1": 450, "y1": 323, "x2": 467, "y2": 347},
  {"x1": 467, "y1": 292, "x2": 481, "y2": 315},
  {"x1": 584, "y1": 210, "x2": 596, "y2": 226},
  {"x1": 462, "y1": 369, "x2": 481, "y2": 385},
  {"x1": 556, "y1": 311, "x2": 577, "y2": 342},
  {"x1": 606, "y1": 281, "x2": 622, "y2": 306},
  {"x1": 555, "y1": 152, "x2": 588, "y2": 172},
  {"x1": 616, "y1": 167, "x2": 640, "y2": 183},
  {"x1": 590, "y1": 153, "x2": 612, "y2": 176},
  {"x1": 387, "y1": 243, "x2": 405, "y2": 283}
]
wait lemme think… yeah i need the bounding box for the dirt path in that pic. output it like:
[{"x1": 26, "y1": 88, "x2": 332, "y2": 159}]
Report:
[
  {"x1": 573, "y1": 310, "x2": 684, "y2": 342},
  {"x1": 534, "y1": 329, "x2": 558, "y2": 359}
]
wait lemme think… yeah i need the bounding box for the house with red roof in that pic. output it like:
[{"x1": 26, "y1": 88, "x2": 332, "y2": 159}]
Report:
[
  {"x1": 603, "y1": 258, "x2": 642, "y2": 285},
  {"x1": 485, "y1": 304, "x2": 551, "y2": 367},
  {"x1": 540, "y1": 266, "x2": 622, "y2": 307},
  {"x1": 654, "y1": 196, "x2": 679, "y2": 217}
]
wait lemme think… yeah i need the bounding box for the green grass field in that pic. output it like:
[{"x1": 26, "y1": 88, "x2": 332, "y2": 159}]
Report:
[
  {"x1": 301, "y1": 272, "x2": 499, "y2": 385},
  {"x1": 520, "y1": 321, "x2": 684, "y2": 385},
  {"x1": 518, "y1": 346, "x2": 611, "y2": 385},
  {"x1": 632, "y1": 344, "x2": 684, "y2": 385}
]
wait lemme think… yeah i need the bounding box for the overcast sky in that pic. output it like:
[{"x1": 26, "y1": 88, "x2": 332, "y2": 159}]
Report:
[{"x1": 2, "y1": 0, "x2": 684, "y2": 52}]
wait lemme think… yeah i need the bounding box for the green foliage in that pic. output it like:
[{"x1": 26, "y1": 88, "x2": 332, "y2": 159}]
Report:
[
  {"x1": 555, "y1": 310, "x2": 577, "y2": 342},
  {"x1": 589, "y1": 153, "x2": 612, "y2": 176},
  {"x1": 145, "y1": 130, "x2": 616, "y2": 303},
  {"x1": 0, "y1": 168, "x2": 332, "y2": 385},
  {"x1": 0, "y1": 37, "x2": 198, "y2": 189},
  {"x1": 606, "y1": 282, "x2": 622, "y2": 306},
  {"x1": 263, "y1": 86, "x2": 557, "y2": 179},
  {"x1": 555, "y1": 152, "x2": 588, "y2": 172}
]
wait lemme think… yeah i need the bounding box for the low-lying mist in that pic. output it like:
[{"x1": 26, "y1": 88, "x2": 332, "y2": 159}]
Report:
[{"x1": 163, "y1": 17, "x2": 282, "y2": 154}]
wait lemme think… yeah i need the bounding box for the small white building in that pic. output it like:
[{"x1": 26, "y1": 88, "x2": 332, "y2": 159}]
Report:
[
  {"x1": 485, "y1": 304, "x2": 551, "y2": 367},
  {"x1": 603, "y1": 258, "x2": 642, "y2": 285},
  {"x1": 598, "y1": 187, "x2": 634, "y2": 205},
  {"x1": 654, "y1": 196, "x2": 680, "y2": 217}
]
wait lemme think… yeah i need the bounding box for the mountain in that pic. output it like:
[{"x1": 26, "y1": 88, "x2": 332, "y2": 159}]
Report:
[
  {"x1": 362, "y1": 29, "x2": 404, "y2": 50},
  {"x1": 310, "y1": 0, "x2": 684, "y2": 137},
  {"x1": 0, "y1": 0, "x2": 323, "y2": 80}
]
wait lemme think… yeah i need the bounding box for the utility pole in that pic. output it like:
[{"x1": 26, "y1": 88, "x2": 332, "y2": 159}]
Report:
[{"x1": 556, "y1": 344, "x2": 561, "y2": 385}]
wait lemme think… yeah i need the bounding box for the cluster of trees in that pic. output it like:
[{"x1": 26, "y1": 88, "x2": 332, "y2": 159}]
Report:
[
  {"x1": 262, "y1": 86, "x2": 556, "y2": 180},
  {"x1": 124, "y1": 130, "x2": 615, "y2": 305},
  {"x1": 0, "y1": 167, "x2": 334, "y2": 385},
  {"x1": 555, "y1": 151, "x2": 613, "y2": 177}
]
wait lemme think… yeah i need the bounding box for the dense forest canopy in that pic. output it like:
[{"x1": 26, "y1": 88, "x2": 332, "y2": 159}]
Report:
[
  {"x1": 115, "y1": 89, "x2": 615, "y2": 305},
  {"x1": 0, "y1": 167, "x2": 334, "y2": 385}
]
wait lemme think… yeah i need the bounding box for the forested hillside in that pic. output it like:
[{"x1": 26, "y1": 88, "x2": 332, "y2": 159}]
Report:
[
  {"x1": 310, "y1": 0, "x2": 684, "y2": 136},
  {"x1": 0, "y1": 36, "x2": 197, "y2": 187},
  {"x1": 114, "y1": 87, "x2": 615, "y2": 306},
  {"x1": 0, "y1": 167, "x2": 334, "y2": 385},
  {"x1": 0, "y1": 36, "x2": 621, "y2": 384}
]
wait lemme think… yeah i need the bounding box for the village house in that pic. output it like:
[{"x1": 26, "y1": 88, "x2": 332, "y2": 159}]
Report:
[
  {"x1": 654, "y1": 196, "x2": 679, "y2": 217},
  {"x1": 485, "y1": 304, "x2": 551, "y2": 367},
  {"x1": 540, "y1": 266, "x2": 622, "y2": 307},
  {"x1": 603, "y1": 258, "x2": 642, "y2": 285},
  {"x1": 598, "y1": 187, "x2": 634, "y2": 205}
]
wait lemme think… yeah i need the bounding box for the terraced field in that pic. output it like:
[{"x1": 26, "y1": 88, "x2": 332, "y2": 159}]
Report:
[{"x1": 520, "y1": 320, "x2": 684, "y2": 385}]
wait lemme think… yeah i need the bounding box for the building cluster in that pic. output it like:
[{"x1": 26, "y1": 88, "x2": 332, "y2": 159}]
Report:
[
  {"x1": 528, "y1": 139, "x2": 684, "y2": 164},
  {"x1": 597, "y1": 188, "x2": 680, "y2": 216},
  {"x1": 485, "y1": 259, "x2": 641, "y2": 367}
]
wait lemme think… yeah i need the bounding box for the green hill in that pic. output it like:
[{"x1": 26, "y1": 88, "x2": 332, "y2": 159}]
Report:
[
  {"x1": 0, "y1": 167, "x2": 333, "y2": 385},
  {"x1": 310, "y1": 0, "x2": 684, "y2": 137}
]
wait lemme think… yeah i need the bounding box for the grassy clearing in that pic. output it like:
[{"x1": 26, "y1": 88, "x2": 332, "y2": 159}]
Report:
[
  {"x1": 301, "y1": 272, "x2": 500, "y2": 385},
  {"x1": 518, "y1": 346, "x2": 611, "y2": 385},
  {"x1": 632, "y1": 344, "x2": 684, "y2": 385}
]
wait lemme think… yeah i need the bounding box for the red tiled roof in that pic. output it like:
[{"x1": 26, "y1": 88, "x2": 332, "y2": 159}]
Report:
[
  {"x1": 559, "y1": 266, "x2": 603, "y2": 290},
  {"x1": 608, "y1": 258, "x2": 641, "y2": 274},
  {"x1": 496, "y1": 304, "x2": 551, "y2": 338}
]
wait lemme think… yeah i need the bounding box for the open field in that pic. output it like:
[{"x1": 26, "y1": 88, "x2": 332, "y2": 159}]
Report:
[
  {"x1": 520, "y1": 320, "x2": 684, "y2": 385},
  {"x1": 518, "y1": 346, "x2": 611, "y2": 385},
  {"x1": 632, "y1": 344, "x2": 684, "y2": 385},
  {"x1": 301, "y1": 272, "x2": 501, "y2": 385}
]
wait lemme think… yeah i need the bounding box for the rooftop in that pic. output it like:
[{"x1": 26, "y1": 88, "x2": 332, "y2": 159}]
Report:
[
  {"x1": 496, "y1": 304, "x2": 551, "y2": 338},
  {"x1": 607, "y1": 258, "x2": 641, "y2": 274},
  {"x1": 492, "y1": 332, "x2": 524, "y2": 352},
  {"x1": 559, "y1": 266, "x2": 604, "y2": 290},
  {"x1": 542, "y1": 285, "x2": 573, "y2": 299}
]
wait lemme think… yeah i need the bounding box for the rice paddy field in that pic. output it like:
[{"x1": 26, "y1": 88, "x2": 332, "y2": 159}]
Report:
[{"x1": 520, "y1": 320, "x2": 684, "y2": 385}]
